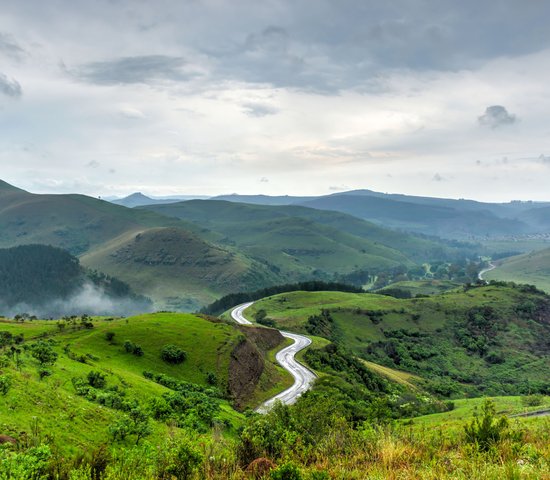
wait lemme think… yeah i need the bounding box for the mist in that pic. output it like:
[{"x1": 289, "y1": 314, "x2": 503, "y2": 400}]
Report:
[{"x1": 0, "y1": 282, "x2": 153, "y2": 319}]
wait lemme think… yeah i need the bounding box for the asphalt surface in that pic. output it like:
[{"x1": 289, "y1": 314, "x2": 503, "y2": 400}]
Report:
[{"x1": 230, "y1": 302, "x2": 316, "y2": 413}]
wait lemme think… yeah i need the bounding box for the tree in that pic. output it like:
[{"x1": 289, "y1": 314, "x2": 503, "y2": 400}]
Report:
[
  {"x1": 105, "y1": 332, "x2": 115, "y2": 343},
  {"x1": 31, "y1": 341, "x2": 58, "y2": 366},
  {"x1": 161, "y1": 345, "x2": 187, "y2": 364}
]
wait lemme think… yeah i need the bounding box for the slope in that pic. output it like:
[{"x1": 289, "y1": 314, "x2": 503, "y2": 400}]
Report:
[
  {"x1": 246, "y1": 284, "x2": 550, "y2": 398},
  {"x1": 484, "y1": 248, "x2": 550, "y2": 293},
  {"x1": 140, "y1": 200, "x2": 465, "y2": 278},
  {"x1": 80, "y1": 227, "x2": 284, "y2": 310},
  {"x1": 0, "y1": 312, "x2": 288, "y2": 452},
  {"x1": 0, "y1": 181, "x2": 199, "y2": 255}
]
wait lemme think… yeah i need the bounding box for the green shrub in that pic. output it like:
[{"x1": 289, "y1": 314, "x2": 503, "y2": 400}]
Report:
[
  {"x1": 521, "y1": 394, "x2": 543, "y2": 407},
  {"x1": 87, "y1": 370, "x2": 107, "y2": 389},
  {"x1": 105, "y1": 332, "x2": 115, "y2": 343},
  {"x1": 161, "y1": 345, "x2": 187, "y2": 364},
  {"x1": 271, "y1": 462, "x2": 303, "y2": 480},
  {"x1": 0, "y1": 374, "x2": 11, "y2": 395},
  {"x1": 464, "y1": 399, "x2": 511, "y2": 451}
]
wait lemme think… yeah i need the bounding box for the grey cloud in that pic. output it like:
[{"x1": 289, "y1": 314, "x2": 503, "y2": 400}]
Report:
[
  {"x1": 539, "y1": 154, "x2": 550, "y2": 165},
  {"x1": 0, "y1": 73, "x2": 22, "y2": 98},
  {"x1": 432, "y1": 173, "x2": 445, "y2": 182},
  {"x1": 74, "y1": 55, "x2": 193, "y2": 85},
  {"x1": 242, "y1": 102, "x2": 279, "y2": 117},
  {"x1": 259, "y1": 176, "x2": 269, "y2": 183},
  {"x1": 0, "y1": 33, "x2": 25, "y2": 61},
  {"x1": 478, "y1": 106, "x2": 517, "y2": 129},
  {"x1": 86, "y1": 160, "x2": 100, "y2": 168}
]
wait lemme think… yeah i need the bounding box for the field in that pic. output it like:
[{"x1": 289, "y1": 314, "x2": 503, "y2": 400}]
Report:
[{"x1": 485, "y1": 248, "x2": 550, "y2": 293}]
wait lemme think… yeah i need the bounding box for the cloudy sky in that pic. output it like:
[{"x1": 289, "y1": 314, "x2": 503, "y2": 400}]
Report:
[{"x1": 1, "y1": 0, "x2": 550, "y2": 201}]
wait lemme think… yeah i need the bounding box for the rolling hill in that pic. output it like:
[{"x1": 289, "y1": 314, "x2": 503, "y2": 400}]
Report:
[
  {"x1": 212, "y1": 189, "x2": 550, "y2": 240},
  {"x1": 80, "y1": 227, "x2": 283, "y2": 310},
  {"x1": 141, "y1": 200, "x2": 474, "y2": 273},
  {"x1": 246, "y1": 283, "x2": 550, "y2": 398},
  {"x1": 484, "y1": 248, "x2": 550, "y2": 293}
]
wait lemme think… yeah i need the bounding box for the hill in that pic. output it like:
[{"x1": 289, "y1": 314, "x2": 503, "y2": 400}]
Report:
[
  {"x1": 80, "y1": 227, "x2": 284, "y2": 310},
  {"x1": 111, "y1": 192, "x2": 210, "y2": 208},
  {"x1": 0, "y1": 312, "x2": 288, "y2": 450},
  {"x1": 0, "y1": 181, "x2": 285, "y2": 309},
  {"x1": 484, "y1": 248, "x2": 550, "y2": 293},
  {"x1": 0, "y1": 181, "x2": 195, "y2": 255},
  {"x1": 0, "y1": 244, "x2": 151, "y2": 317},
  {"x1": 141, "y1": 200, "x2": 474, "y2": 275},
  {"x1": 212, "y1": 189, "x2": 550, "y2": 240},
  {"x1": 247, "y1": 284, "x2": 550, "y2": 398}
]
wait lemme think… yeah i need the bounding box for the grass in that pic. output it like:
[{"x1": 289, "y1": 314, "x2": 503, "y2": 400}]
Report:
[
  {"x1": 376, "y1": 279, "x2": 462, "y2": 296},
  {"x1": 0, "y1": 312, "x2": 301, "y2": 454},
  {"x1": 248, "y1": 285, "x2": 550, "y2": 398},
  {"x1": 484, "y1": 248, "x2": 550, "y2": 293}
]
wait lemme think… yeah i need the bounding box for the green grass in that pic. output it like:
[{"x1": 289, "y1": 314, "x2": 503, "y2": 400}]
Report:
[
  {"x1": 248, "y1": 286, "x2": 550, "y2": 398},
  {"x1": 485, "y1": 248, "x2": 550, "y2": 293},
  {"x1": 408, "y1": 395, "x2": 550, "y2": 428},
  {"x1": 377, "y1": 279, "x2": 462, "y2": 296},
  {"x1": 0, "y1": 312, "x2": 303, "y2": 453}
]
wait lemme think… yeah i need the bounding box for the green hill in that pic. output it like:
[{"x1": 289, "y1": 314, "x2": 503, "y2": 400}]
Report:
[
  {"x1": 141, "y1": 199, "x2": 471, "y2": 274},
  {"x1": 80, "y1": 227, "x2": 283, "y2": 310},
  {"x1": 0, "y1": 181, "x2": 285, "y2": 309},
  {"x1": 485, "y1": 248, "x2": 550, "y2": 293},
  {"x1": 0, "y1": 312, "x2": 288, "y2": 452},
  {"x1": 247, "y1": 284, "x2": 550, "y2": 398}
]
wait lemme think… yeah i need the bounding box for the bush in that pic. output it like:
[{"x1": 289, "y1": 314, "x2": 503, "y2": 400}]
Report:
[
  {"x1": 87, "y1": 370, "x2": 107, "y2": 389},
  {"x1": 521, "y1": 394, "x2": 543, "y2": 407},
  {"x1": 105, "y1": 332, "x2": 115, "y2": 342},
  {"x1": 206, "y1": 372, "x2": 218, "y2": 386},
  {"x1": 123, "y1": 340, "x2": 144, "y2": 356},
  {"x1": 0, "y1": 374, "x2": 11, "y2": 395},
  {"x1": 38, "y1": 368, "x2": 52, "y2": 380},
  {"x1": 271, "y1": 462, "x2": 303, "y2": 480},
  {"x1": 161, "y1": 345, "x2": 187, "y2": 365},
  {"x1": 464, "y1": 399, "x2": 511, "y2": 451}
]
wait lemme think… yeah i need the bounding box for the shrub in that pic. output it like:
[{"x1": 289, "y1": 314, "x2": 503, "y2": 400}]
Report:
[
  {"x1": 161, "y1": 345, "x2": 187, "y2": 365},
  {"x1": 464, "y1": 399, "x2": 511, "y2": 451},
  {"x1": 31, "y1": 341, "x2": 58, "y2": 366},
  {"x1": 206, "y1": 372, "x2": 218, "y2": 386},
  {"x1": 123, "y1": 340, "x2": 144, "y2": 356},
  {"x1": 271, "y1": 462, "x2": 303, "y2": 480},
  {"x1": 521, "y1": 394, "x2": 543, "y2": 407},
  {"x1": 105, "y1": 332, "x2": 115, "y2": 343},
  {"x1": 0, "y1": 374, "x2": 11, "y2": 395},
  {"x1": 87, "y1": 370, "x2": 107, "y2": 389}
]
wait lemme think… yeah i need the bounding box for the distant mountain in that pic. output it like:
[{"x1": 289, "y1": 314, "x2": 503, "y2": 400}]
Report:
[
  {"x1": 211, "y1": 194, "x2": 314, "y2": 205},
  {"x1": 111, "y1": 192, "x2": 210, "y2": 208},
  {"x1": 211, "y1": 189, "x2": 543, "y2": 239}
]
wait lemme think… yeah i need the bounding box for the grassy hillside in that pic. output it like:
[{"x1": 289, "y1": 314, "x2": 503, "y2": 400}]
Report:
[
  {"x1": 80, "y1": 227, "x2": 283, "y2": 310},
  {"x1": 247, "y1": 284, "x2": 550, "y2": 398},
  {"x1": 376, "y1": 279, "x2": 462, "y2": 297},
  {"x1": 0, "y1": 312, "x2": 290, "y2": 454},
  {"x1": 141, "y1": 200, "x2": 474, "y2": 278},
  {"x1": 485, "y1": 248, "x2": 550, "y2": 293}
]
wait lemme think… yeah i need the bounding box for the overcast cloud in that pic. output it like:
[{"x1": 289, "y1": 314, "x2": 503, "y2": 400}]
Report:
[{"x1": 1, "y1": 0, "x2": 550, "y2": 201}]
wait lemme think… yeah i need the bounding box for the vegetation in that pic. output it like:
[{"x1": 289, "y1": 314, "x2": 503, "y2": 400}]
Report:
[{"x1": 248, "y1": 283, "x2": 550, "y2": 398}]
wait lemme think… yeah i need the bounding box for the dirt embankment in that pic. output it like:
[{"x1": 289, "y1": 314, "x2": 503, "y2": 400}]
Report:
[{"x1": 228, "y1": 326, "x2": 284, "y2": 409}]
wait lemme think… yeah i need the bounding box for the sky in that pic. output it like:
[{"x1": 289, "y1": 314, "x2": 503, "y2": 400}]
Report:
[{"x1": 1, "y1": 0, "x2": 550, "y2": 201}]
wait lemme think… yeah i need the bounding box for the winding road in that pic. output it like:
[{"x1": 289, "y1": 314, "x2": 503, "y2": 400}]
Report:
[
  {"x1": 231, "y1": 302, "x2": 316, "y2": 413},
  {"x1": 478, "y1": 261, "x2": 496, "y2": 281}
]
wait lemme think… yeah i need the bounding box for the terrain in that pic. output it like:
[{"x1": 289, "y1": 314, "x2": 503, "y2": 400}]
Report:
[
  {"x1": 246, "y1": 283, "x2": 550, "y2": 398},
  {"x1": 484, "y1": 248, "x2": 550, "y2": 293},
  {"x1": 0, "y1": 244, "x2": 151, "y2": 317},
  {"x1": 213, "y1": 189, "x2": 550, "y2": 240}
]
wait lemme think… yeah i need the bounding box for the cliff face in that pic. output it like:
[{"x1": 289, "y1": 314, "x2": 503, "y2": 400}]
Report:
[{"x1": 228, "y1": 326, "x2": 284, "y2": 409}]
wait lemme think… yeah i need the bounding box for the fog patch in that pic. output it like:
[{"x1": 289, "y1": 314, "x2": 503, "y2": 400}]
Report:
[{"x1": 0, "y1": 282, "x2": 153, "y2": 319}]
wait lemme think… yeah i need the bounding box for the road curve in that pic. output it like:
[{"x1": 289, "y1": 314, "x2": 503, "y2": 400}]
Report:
[
  {"x1": 231, "y1": 302, "x2": 316, "y2": 413},
  {"x1": 478, "y1": 261, "x2": 496, "y2": 282}
]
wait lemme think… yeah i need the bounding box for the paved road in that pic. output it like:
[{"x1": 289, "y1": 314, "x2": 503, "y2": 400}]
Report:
[
  {"x1": 231, "y1": 302, "x2": 316, "y2": 413},
  {"x1": 478, "y1": 262, "x2": 496, "y2": 281}
]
